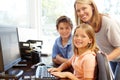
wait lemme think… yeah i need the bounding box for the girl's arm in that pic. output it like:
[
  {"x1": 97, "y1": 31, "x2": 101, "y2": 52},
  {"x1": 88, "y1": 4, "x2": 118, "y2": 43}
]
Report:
[
  {"x1": 48, "y1": 60, "x2": 71, "y2": 73},
  {"x1": 51, "y1": 72, "x2": 94, "y2": 80},
  {"x1": 51, "y1": 72, "x2": 79, "y2": 80}
]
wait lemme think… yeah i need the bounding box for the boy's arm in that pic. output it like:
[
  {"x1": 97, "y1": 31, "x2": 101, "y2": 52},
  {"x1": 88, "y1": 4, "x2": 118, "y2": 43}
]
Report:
[{"x1": 52, "y1": 54, "x2": 68, "y2": 65}]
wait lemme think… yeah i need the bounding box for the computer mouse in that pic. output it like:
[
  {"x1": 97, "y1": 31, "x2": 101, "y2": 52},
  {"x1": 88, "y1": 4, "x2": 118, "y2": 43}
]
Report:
[
  {"x1": 31, "y1": 62, "x2": 46, "y2": 69},
  {"x1": 36, "y1": 62, "x2": 46, "y2": 66}
]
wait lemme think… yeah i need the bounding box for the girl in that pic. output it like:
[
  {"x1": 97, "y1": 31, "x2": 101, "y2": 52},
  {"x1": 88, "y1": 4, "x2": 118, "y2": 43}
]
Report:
[{"x1": 48, "y1": 23, "x2": 99, "y2": 80}]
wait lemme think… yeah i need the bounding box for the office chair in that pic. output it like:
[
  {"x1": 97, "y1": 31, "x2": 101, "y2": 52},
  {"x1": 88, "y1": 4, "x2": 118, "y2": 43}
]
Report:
[{"x1": 96, "y1": 51, "x2": 114, "y2": 80}]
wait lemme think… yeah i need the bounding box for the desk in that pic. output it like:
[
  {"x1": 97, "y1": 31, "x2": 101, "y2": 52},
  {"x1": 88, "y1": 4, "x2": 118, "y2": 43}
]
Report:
[
  {"x1": 0, "y1": 55, "x2": 53, "y2": 80},
  {"x1": 22, "y1": 55, "x2": 53, "y2": 80},
  {"x1": 0, "y1": 55, "x2": 71, "y2": 80}
]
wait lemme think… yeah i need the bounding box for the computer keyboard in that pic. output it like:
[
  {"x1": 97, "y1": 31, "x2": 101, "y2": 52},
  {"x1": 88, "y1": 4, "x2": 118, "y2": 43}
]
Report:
[{"x1": 35, "y1": 66, "x2": 59, "y2": 80}]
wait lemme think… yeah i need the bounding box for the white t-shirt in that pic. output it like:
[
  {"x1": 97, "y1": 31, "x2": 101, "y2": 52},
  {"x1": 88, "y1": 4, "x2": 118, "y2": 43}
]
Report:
[{"x1": 95, "y1": 16, "x2": 120, "y2": 62}]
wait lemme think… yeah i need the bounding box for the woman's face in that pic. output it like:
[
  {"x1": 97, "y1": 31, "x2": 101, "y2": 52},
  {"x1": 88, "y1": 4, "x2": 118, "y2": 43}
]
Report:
[{"x1": 75, "y1": 3, "x2": 93, "y2": 22}]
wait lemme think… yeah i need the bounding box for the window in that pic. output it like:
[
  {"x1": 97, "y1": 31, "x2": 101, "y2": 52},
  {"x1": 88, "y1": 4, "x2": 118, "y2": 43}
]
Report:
[
  {"x1": 0, "y1": 0, "x2": 119, "y2": 54},
  {"x1": 39, "y1": 0, "x2": 75, "y2": 53},
  {"x1": 40, "y1": 0, "x2": 120, "y2": 53},
  {"x1": 95, "y1": 0, "x2": 120, "y2": 20},
  {"x1": 0, "y1": 0, "x2": 32, "y2": 28},
  {"x1": 0, "y1": 0, "x2": 39, "y2": 42}
]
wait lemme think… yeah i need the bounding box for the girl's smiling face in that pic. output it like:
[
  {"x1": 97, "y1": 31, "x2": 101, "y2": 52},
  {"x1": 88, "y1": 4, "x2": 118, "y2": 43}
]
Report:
[{"x1": 73, "y1": 28, "x2": 92, "y2": 49}]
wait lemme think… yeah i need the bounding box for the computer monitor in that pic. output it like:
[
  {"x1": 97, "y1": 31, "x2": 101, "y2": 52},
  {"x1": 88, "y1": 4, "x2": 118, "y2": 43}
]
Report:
[{"x1": 0, "y1": 26, "x2": 22, "y2": 73}]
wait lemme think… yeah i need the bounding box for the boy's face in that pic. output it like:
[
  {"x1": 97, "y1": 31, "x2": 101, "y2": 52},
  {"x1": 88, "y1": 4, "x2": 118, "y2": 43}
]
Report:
[{"x1": 57, "y1": 22, "x2": 72, "y2": 39}]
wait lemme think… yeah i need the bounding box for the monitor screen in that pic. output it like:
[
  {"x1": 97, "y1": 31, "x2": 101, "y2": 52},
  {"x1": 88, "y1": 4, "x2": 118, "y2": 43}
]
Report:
[{"x1": 0, "y1": 26, "x2": 21, "y2": 72}]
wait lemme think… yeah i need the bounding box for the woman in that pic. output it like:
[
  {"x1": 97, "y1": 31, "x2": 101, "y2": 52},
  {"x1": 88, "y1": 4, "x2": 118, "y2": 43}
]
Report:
[{"x1": 74, "y1": 0, "x2": 120, "y2": 80}]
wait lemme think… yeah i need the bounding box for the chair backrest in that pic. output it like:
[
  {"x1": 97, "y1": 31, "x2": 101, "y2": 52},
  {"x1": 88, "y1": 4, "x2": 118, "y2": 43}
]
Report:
[{"x1": 96, "y1": 51, "x2": 114, "y2": 80}]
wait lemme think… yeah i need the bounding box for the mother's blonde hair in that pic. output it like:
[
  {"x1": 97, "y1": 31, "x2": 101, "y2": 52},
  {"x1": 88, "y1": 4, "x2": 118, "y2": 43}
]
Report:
[{"x1": 74, "y1": 0, "x2": 102, "y2": 32}]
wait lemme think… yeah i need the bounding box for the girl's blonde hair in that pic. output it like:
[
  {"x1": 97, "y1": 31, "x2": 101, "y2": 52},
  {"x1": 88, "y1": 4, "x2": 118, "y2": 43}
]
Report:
[
  {"x1": 73, "y1": 23, "x2": 99, "y2": 55},
  {"x1": 74, "y1": 0, "x2": 102, "y2": 32}
]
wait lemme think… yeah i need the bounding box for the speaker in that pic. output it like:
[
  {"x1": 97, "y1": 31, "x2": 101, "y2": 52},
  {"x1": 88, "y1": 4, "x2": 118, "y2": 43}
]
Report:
[{"x1": 31, "y1": 51, "x2": 41, "y2": 64}]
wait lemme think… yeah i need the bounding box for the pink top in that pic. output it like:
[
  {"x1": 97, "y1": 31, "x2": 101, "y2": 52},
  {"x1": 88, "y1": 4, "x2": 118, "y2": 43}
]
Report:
[{"x1": 68, "y1": 50, "x2": 97, "y2": 80}]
